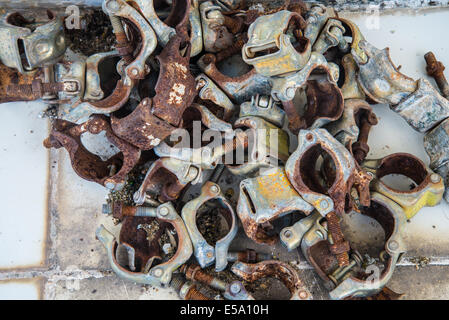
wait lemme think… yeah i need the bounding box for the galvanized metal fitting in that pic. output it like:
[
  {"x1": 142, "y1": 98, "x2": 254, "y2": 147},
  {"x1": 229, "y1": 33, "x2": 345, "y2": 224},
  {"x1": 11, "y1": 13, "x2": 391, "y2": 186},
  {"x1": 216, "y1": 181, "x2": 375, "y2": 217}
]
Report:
[
  {"x1": 352, "y1": 40, "x2": 417, "y2": 105},
  {"x1": 243, "y1": 10, "x2": 311, "y2": 77},
  {"x1": 424, "y1": 118, "x2": 449, "y2": 202},
  {"x1": 304, "y1": 4, "x2": 336, "y2": 46},
  {"x1": 96, "y1": 202, "x2": 193, "y2": 287},
  {"x1": 43, "y1": 115, "x2": 141, "y2": 191},
  {"x1": 271, "y1": 52, "x2": 339, "y2": 102},
  {"x1": 200, "y1": 1, "x2": 234, "y2": 53},
  {"x1": 285, "y1": 129, "x2": 372, "y2": 216},
  {"x1": 129, "y1": 0, "x2": 190, "y2": 47},
  {"x1": 197, "y1": 53, "x2": 272, "y2": 104},
  {"x1": 391, "y1": 78, "x2": 449, "y2": 133},
  {"x1": 133, "y1": 157, "x2": 203, "y2": 205},
  {"x1": 181, "y1": 181, "x2": 238, "y2": 271},
  {"x1": 237, "y1": 166, "x2": 313, "y2": 244},
  {"x1": 312, "y1": 18, "x2": 348, "y2": 54},
  {"x1": 0, "y1": 11, "x2": 66, "y2": 74},
  {"x1": 329, "y1": 192, "x2": 407, "y2": 300},
  {"x1": 363, "y1": 153, "x2": 445, "y2": 219},
  {"x1": 230, "y1": 260, "x2": 312, "y2": 300},
  {"x1": 196, "y1": 74, "x2": 236, "y2": 121},
  {"x1": 227, "y1": 116, "x2": 290, "y2": 177},
  {"x1": 239, "y1": 95, "x2": 286, "y2": 128}
]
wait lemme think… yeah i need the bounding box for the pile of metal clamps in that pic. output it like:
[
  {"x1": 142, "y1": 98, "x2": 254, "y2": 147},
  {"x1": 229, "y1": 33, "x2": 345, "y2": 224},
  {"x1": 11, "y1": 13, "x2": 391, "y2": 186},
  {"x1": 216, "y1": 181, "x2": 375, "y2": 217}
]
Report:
[{"x1": 1, "y1": 0, "x2": 448, "y2": 300}]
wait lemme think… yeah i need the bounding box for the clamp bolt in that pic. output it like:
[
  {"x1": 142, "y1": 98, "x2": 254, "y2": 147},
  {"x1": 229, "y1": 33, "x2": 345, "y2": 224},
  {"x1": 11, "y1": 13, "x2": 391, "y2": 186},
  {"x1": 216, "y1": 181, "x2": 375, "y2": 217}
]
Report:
[
  {"x1": 431, "y1": 174, "x2": 441, "y2": 183},
  {"x1": 159, "y1": 206, "x2": 169, "y2": 216},
  {"x1": 230, "y1": 283, "x2": 241, "y2": 294}
]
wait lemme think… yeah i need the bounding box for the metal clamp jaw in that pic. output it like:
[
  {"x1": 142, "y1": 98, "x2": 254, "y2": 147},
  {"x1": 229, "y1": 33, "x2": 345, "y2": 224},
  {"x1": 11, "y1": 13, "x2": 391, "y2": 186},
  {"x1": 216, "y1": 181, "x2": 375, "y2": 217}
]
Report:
[
  {"x1": 286, "y1": 129, "x2": 371, "y2": 216},
  {"x1": 197, "y1": 53, "x2": 272, "y2": 104},
  {"x1": 339, "y1": 53, "x2": 366, "y2": 101},
  {"x1": 154, "y1": 129, "x2": 246, "y2": 170},
  {"x1": 271, "y1": 52, "x2": 339, "y2": 102},
  {"x1": 227, "y1": 116, "x2": 290, "y2": 177},
  {"x1": 237, "y1": 166, "x2": 314, "y2": 244},
  {"x1": 424, "y1": 118, "x2": 449, "y2": 202},
  {"x1": 351, "y1": 40, "x2": 417, "y2": 106},
  {"x1": 335, "y1": 18, "x2": 367, "y2": 66},
  {"x1": 239, "y1": 95, "x2": 286, "y2": 128},
  {"x1": 64, "y1": 0, "x2": 158, "y2": 122},
  {"x1": 304, "y1": 4, "x2": 336, "y2": 46},
  {"x1": 362, "y1": 153, "x2": 444, "y2": 219},
  {"x1": 392, "y1": 78, "x2": 449, "y2": 133},
  {"x1": 200, "y1": 1, "x2": 234, "y2": 53},
  {"x1": 329, "y1": 192, "x2": 407, "y2": 300},
  {"x1": 242, "y1": 10, "x2": 311, "y2": 77},
  {"x1": 182, "y1": 181, "x2": 238, "y2": 271},
  {"x1": 325, "y1": 99, "x2": 374, "y2": 150},
  {"x1": 96, "y1": 202, "x2": 193, "y2": 287},
  {"x1": 133, "y1": 157, "x2": 203, "y2": 205},
  {"x1": 43, "y1": 114, "x2": 141, "y2": 191},
  {"x1": 131, "y1": 0, "x2": 190, "y2": 47},
  {"x1": 103, "y1": 0, "x2": 158, "y2": 83},
  {"x1": 111, "y1": 32, "x2": 197, "y2": 149},
  {"x1": 0, "y1": 11, "x2": 66, "y2": 74},
  {"x1": 229, "y1": 260, "x2": 312, "y2": 300},
  {"x1": 312, "y1": 19, "x2": 348, "y2": 54},
  {"x1": 196, "y1": 74, "x2": 236, "y2": 121}
]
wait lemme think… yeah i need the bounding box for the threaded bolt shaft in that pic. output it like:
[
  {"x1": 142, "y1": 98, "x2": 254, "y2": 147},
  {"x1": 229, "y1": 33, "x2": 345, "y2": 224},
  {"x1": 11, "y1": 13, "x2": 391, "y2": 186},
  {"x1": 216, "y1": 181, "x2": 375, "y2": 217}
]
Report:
[
  {"x1": 184, "y1": 287, "x2": 211, "y2": 300},
  {"x1": 326, "y1": 211, "x2": 350, "y2": 267},
  {"x1": 425, "y1": 51, "x2": 449, "y2": 99},
  {"x1": 180, "y1": 264, "x2": 227, "y2": 291},
  {"x1": 108, "y1": 15, "x2": 133, "y2": 64}
]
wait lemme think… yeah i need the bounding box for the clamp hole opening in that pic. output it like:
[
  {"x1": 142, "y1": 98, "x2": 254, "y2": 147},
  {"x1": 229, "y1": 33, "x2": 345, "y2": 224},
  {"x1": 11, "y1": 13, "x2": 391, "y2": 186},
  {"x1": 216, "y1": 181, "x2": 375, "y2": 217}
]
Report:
[
  {"x1": 377, "y1": 154, "x2": 427, "y2": 192},
  {"x1": 196, "y1": 199, "x2": 232, "y2": 246}
]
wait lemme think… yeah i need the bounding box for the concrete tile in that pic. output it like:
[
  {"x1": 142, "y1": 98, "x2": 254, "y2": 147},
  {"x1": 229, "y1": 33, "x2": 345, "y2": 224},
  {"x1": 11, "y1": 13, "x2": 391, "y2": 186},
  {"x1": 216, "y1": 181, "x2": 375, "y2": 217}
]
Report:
[
  {"x1": 0, "y1": 101, "x2": 49, "y2": 269},
  {"x1": 53, "y1": 149, "x2": 121, "y2": 270},
  {"x1": 0, "y1": 278, "x2": 43, "y2": 300},
  {"x1": 52, "y1": 274, "x2": 178, "y2": 300},
  {"x1": 388, "y1": 266, "x2": 449, "y2": 299}
]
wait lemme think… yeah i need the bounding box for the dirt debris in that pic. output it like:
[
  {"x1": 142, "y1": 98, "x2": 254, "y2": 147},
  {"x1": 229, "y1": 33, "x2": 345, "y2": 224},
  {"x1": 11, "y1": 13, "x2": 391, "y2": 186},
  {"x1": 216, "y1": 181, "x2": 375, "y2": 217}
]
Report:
[{"x1": 65, "y1": 9, "x2": 115, "y2": 57}]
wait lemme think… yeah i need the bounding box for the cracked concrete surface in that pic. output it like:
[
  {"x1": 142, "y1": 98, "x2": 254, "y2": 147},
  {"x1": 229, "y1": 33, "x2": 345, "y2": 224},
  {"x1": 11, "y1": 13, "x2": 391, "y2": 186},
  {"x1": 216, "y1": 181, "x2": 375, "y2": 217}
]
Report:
[{"x1": 1, "y1": 6, "x2": 449, "y2": 300}]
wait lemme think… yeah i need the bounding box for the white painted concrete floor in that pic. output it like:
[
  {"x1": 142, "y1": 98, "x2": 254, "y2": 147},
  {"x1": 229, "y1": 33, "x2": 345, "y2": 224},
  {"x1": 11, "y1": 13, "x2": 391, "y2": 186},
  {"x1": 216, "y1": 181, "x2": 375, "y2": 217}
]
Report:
[{"x1": 1, "y1": 7, "x2": 449, "y2": 300}]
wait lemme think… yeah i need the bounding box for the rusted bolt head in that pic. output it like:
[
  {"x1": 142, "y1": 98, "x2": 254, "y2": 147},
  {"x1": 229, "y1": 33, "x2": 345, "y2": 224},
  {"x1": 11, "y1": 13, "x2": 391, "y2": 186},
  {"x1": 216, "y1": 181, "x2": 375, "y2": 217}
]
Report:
[
  {"x1": 230, "y1": 282, "x2": 241, "y2": 294},
  {"x1": 159, "y1": 206, "x2": 170, "y2": 216},
  {"x1": 320, "y1": 199, "x2": 329, "y2": 209},
  {"x1": 131, "y1": 68, "x2": 139, "y2": 76},
  {"x1": 306, "y1": 133, "x2": 314, "y2": 141},
  {"x1": 298, "y1": 290, "x2": 309, "y2": 300},
  {"x1": 210, "y1": 185, "x2": 220, "y2": 194},
  {"x1": 286, "y1": 88, "x2": 296, "y2": 99},
  {"x1": 283, "y1": 230, "x2": 293, "y2": 239},
  {"x1": 388, "y1": 240, "x2": 399, "y2": 251},
  {"x1": 431, "y1": 174, "x2": 441, "y2": 183},
  {"x1": 153, "y1": 268, "x2": 163, "y2": 277},
  {"x1": 106, "y1": 0, "x2": 120, "y2": 11}
]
